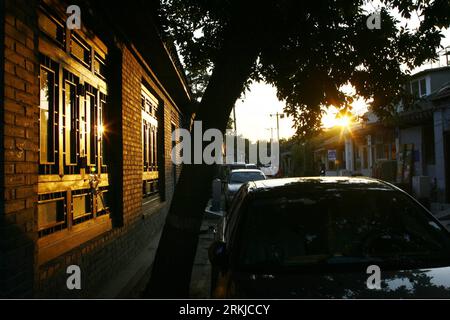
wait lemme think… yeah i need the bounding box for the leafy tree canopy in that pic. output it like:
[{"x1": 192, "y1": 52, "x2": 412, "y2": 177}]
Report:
[{"x1": 158, "y1": 0, "x2": 449, "y2": 139}]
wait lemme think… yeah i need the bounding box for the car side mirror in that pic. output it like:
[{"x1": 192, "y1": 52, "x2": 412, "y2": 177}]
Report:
[{"x1": 208, "y1": 241, "x2": 228, "y2": 269}]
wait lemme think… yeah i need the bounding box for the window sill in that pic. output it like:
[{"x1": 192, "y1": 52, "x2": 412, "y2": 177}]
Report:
[
  {"x1": 38, "y1": 173, "x2": 109, "y2": 193},
  {"x1": 37, "y1": 214, "x2": 112, "y2": 266}
]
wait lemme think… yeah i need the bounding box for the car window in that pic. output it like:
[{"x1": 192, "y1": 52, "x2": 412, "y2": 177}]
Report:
[
  {"x1": 236, "y1": 190, "x2": 450, "y2": 270},
  {"x1": 229, "y1": 172, "x2": 265, "y2": 184}
]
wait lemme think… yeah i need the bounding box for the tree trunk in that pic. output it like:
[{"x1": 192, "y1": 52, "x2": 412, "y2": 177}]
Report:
[{"x1": 143, "y1": 19, "x2": 261, "y2": 298}]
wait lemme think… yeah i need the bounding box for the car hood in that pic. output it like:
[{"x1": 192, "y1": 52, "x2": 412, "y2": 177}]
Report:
[
  {"x1": 229, "y1": 265, "x2": 450, "y2": 298},
  {"x1": 227, "y1": 183, "x2": 243, "y2": 193}
]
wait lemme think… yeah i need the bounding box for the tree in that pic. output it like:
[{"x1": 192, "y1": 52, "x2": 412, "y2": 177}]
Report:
[{"x1": 143, "y1": 0, "x2": 450, "y2": 297}]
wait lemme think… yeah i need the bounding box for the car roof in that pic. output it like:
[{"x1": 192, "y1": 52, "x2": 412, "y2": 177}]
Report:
[
  {"x1": 230, "y1": 169, "x2": 265, "y2": 174},
  {"x1": 222, "y1": 162, "x2": 246, "y2": 166},
  {"x1": 247, "y1": 176, "x2": 396, "y2": 193}
]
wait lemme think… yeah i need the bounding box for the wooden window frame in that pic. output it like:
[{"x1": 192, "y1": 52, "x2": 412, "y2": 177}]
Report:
[
  {"x1": 70, "y1": 32, "x2": 92, "y2": 69},
  {"x1": 63, "y1": 75, "x2": 79, "y2": 168},
  {"x1": 39, "y1": 61, "x2": 58, "y2": 167},
  {"x1": 38, "y1": 6, "x2": 66, "y2": 49},
  {"x1": 142, "y1": 85, "x2": 160, "y2": 198},
  {"x1": 37, "y1": 7, "x2": 110, "y2": 248}
]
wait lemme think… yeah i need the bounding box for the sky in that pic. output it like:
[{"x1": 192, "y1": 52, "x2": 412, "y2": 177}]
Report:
[
  {"x1": 234, "y1": 4, "x2": 450, "y2": 143},
  {"x1": 233, "y1": 83, "x2": 295, "y2": 142}
]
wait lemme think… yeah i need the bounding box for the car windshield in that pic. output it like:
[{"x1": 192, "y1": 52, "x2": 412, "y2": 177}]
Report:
[
  {"x1": 229, "y1": 172, "x2": 265, "y2": 184},
  {"x1": 238, "y1": 190, "x2": 450, "y2": 270}
]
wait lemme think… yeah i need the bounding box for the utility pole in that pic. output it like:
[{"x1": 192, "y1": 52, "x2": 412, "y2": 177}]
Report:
[
  {"x1": 266, "y1": 127, "x2": 274, "y2": 142},
  {"x1": 232, "y1": 106, "x2": 237, "y2": 163},
  {"x1": 270, "y1": 112, "x2": 285, "y2": 141},
  {"x1": 233, "y1": 106, "x2": 237, "y2": 135},
  {"x1": 446, "y1": 46, "x2": 449, "y2": 66}
]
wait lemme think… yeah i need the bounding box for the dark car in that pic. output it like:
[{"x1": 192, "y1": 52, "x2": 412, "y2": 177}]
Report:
[{"x1": 209, "y1": 177, "x2": 450, "y2": 298}]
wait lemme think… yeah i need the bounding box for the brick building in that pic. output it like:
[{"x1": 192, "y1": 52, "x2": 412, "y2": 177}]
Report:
[{"x1": 0, "y1": 0, "x2": 191, "y2": 297}]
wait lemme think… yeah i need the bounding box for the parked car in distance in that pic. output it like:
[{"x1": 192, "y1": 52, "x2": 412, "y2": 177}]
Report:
[
  {"x1": 210, "y1": 176, "x2": 450, "y2": 298},
  {"x1": 214, "y1": 163, "x2": 247, "y2": 182},
  {"x1": 224, "y1": 169, "x2": 266, "y2": 208}
]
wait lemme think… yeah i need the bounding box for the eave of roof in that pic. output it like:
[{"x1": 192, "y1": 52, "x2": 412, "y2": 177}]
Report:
[
  {"x1": 102, "y1": 2, "x2": 192, "y2": 111},
  {"x1": 410, "y1": 66, "x2": 450, "y2": 80}
]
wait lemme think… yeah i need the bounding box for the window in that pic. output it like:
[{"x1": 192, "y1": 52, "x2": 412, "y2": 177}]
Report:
[
  {"x1": 99, "y1": 93, "x2": 107, "y2": 173},
  {"x1": 142, "y1": 85, "x2": 159, "y2": 198},
  {"x1": 85, "y1": 84, "x2": 98, "y2": 167},
  {"x1": 39, "y1": 56, "x2": 59, "y2": 174},
  {"x1": 37, "y1": 8, "x2": 111, "y2": 247},
  {"x1": 238, "y1": 191, "x2": 450, "y2": 270},
  {"x1": 39, "y1": 61, "x2": 107, "y2": 176},
  {"x1": 70, "y1": 33, "x2": 91, "y2": 69},
  {"x1": 420, "y1": 78, "x2": 427, "y2": 97},
  {"x1": 229, "y1": 171, "x2": 266, "y2": 183},
  {"x1": 63, "y1": 71, "x2": 80, "y2": 173},
  {"x1": 411, "y1": 78, "x2": 428, "y2": 98},
  {"x1": 37, "y1": 192, "x2": 67, "y2": 237},
  {"x1": 38, "y1": 9, "x2": 65, "y2": 48},
  {"x1": 37, "y1": 186, "x2": 110, "y2": 238},
  {"x1": 94, "y1": 52, "x2": 106, "y2": 79}
]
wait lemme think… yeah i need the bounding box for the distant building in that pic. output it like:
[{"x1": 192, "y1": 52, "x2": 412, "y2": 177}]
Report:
[{"x1": 313, "y1": 66, "x2": 450, "y2": 203}]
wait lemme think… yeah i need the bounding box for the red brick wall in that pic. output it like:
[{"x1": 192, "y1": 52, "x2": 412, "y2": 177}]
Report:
[
  {"x1": 121, "y1": 48, "x2": 144, "y2": 226},
  {"x1": 121, "y1": 46, "x2": 182, "y2": 220},
  {"x1": 1, "y1": 0, "x2": 39, "y2": 298}
]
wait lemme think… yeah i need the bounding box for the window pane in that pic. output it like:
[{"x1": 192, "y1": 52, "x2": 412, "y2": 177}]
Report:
[
  {"x1": 39, "y1": 67, "x2": 55, "y2": 164},
  {"x1": 65, "y1": 81, "x2": 78, "y2": 165},
  {"x1": 239, "y1": 191, "x2": 450, "y2": 269},
  {"x1": 411, "y1": 80, "x2": 420, "y2": 98},
  {"x1": 151, "y1": 127, "x2": 156, "y2": 169},
  {"x1": 420, "y1": 78, "x2": 427, "y2": 96},
  {"x1": 94, "y1": 53, "x2": 106, "y2": 78},
  {"x1": 229, "y1": 172, "x2": 266, "y2": 183},
  {"x1": 86, "y1": 92, "x2": 97, "y2": 166},
  {"x1": 143, "y1": 121, "x2": 148, "y2": 168},
  {"x1": 150, "y1": 126, "x2": 154, "y2": 169},
  {"x1": 70, "y1": 34, "x2": 91, "y2": 68},
  {"x1": 80, "y1": 92, "x2": 87, "y2": 158},
  {"x1": 37, "y1": 199, "x2": 65, "y2": 229},
  {"x1": 142, "y1": 86, "x2": 159, "y2": 198},
  {"x1": 99, "y1": 93, "x2": 107, "y2": 171},
  {"x1": 38, "y1": 12, "x2": 65, "y2": 48}
]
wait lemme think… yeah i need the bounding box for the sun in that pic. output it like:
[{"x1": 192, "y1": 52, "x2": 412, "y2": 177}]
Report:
[
  {"x1": 321, "y1": 107, "x2": 355, "y2": 129},
  {"x1": 335, "y1": 115, "x2": 352, "y2": 128}
]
